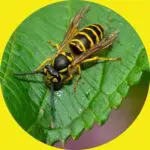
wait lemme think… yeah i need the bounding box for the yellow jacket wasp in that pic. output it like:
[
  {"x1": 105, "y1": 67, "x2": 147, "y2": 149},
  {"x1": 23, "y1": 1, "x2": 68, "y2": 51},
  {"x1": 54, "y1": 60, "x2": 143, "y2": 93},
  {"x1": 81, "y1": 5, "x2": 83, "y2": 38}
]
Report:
[{"x1": 14, "y1": 6, "x2": 121, "y2": 127}]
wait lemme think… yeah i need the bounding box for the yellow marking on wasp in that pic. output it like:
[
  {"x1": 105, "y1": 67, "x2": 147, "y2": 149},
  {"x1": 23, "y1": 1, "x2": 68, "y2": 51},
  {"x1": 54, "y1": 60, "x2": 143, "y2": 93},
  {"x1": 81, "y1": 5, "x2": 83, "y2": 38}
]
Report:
[
  {"x1": 61, "y1": 52, "x2": 66, "y2": 56},
  {"x1": 46, "y1": 75, "x2": 53, "y2": 80},
  {"x1": 59, "y1": 67, "x2": 68, "y2": 73},
  {"x1": 91, "y1": 24, "x2": 104, "y2": 39},
  {"x1": 78, "y1": 31, "x2": 94, "y2": 47},
  {"x1": 44, "y1": 68, "x2": 47, "y2": 74},
  {"x1": 71, "y1": 39, "x2": 86, "y2": 52},
  {"x1": 52, "y1": 77, "x2": 58, "y2": 82},
  {"x1": 70, "y1": 42, "x2": 83, "y2": 52},
  {"x1": 67, "y1": 55, "x2": 73, "y2": 62},
  {"x1": 60, "y1": 74, "x2": 64, "y2": 80},
  {"x1": 85, "y1": 27, "x2": 100, "y2": 43},
  {"x1": 61, "y1": 52, "x2": 73, "y2": 62}
]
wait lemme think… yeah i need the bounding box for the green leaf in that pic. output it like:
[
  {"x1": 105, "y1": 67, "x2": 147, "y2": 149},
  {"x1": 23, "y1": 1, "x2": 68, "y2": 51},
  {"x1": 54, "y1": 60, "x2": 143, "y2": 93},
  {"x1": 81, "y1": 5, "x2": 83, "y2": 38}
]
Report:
[{"x1": 0, "y1": 0, "x2": 149, "y2": 145}]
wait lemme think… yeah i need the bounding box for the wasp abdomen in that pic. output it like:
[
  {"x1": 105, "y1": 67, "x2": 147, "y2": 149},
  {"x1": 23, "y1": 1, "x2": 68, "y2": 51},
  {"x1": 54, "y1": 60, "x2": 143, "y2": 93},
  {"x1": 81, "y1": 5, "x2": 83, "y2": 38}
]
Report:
[{"x1": 70, "y1": 24, "x2": 104, "y2": 55}]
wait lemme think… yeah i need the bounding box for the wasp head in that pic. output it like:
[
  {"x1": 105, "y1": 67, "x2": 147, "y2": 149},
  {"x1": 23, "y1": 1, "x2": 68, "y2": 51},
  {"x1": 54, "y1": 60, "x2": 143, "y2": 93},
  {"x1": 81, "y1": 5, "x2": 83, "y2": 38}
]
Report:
[{"x1": 43, "y1": 64, "x2": 61, "y2": 83}]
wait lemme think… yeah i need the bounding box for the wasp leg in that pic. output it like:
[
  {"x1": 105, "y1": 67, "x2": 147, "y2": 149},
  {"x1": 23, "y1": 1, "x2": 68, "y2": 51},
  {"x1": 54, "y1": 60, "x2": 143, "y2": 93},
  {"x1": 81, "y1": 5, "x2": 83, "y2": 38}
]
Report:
[
  {"x1": 64, "y1": 65, "x2": 81, "y2": 92},
  {"x1": 62, "y1": 65, "x2": 74, "y2": 83},
  {"x1": 48, "y1": 40, "x2": 59, "y2": 51},
  {"x1": 64, "y1": 73, "x2": 73, "y2": 83},
  {"x1": 82, "y1": 56, "x2": 121, "y2": 63},
  {"x1": 35, "y1": 57, "x2": 51, "y2": 72},
  {"x1": 73, "y1": 65, "x2": 81, "y2": 92}
]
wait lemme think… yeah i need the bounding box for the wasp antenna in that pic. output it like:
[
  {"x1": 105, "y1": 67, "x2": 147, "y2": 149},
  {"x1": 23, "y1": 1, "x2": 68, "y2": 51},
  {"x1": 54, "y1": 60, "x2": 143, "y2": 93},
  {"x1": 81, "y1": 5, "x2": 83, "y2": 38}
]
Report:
[
  {"x1": 13, "y1": 71, "x2": 42, "y2": 76},
  {"x1": 50, "y1": 82, "x2": 55, "y2": 128}
]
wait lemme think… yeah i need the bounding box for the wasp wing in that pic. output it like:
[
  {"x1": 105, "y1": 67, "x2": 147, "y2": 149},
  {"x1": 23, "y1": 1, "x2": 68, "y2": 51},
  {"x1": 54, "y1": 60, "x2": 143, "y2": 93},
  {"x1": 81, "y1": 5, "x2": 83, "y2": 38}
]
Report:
[
  {"x1": 56, "y1": 5, "x2": 89, "y2": 54},
  {"x1": 72, "y1": 31, "x2": 119, "y2": 66}
]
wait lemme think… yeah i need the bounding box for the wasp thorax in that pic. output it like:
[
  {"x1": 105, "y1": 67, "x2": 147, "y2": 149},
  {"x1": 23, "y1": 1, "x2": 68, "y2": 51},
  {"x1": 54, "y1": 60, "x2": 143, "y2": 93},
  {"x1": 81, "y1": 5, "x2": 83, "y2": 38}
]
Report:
[{"x1": 53, "y1": 54, "x2": 71, "y2": 73}]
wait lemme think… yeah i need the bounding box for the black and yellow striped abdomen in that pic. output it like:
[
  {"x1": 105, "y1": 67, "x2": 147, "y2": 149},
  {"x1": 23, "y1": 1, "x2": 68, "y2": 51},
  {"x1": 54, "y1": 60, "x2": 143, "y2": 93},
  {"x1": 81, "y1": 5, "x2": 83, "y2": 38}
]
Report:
[{"x1": 69, "y1": 24, "x2": 104, "y2": 55}]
